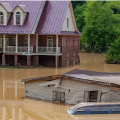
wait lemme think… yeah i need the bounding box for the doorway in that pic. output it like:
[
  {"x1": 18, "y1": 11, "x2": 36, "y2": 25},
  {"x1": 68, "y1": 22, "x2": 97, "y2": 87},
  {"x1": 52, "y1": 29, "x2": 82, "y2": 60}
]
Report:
[{"x1": 53, "y1": 91, "x2": 65, "y2": 103}]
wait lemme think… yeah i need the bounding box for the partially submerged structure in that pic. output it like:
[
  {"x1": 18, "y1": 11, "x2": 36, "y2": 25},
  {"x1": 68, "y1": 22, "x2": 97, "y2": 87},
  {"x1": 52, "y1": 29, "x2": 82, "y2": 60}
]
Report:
[{"x1": 22, "y1": 69, "x2": 120, "y2": 104}]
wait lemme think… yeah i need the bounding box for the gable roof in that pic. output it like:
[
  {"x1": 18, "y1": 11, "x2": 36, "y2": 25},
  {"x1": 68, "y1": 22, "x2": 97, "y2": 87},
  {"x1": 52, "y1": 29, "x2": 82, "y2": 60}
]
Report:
[
  {"x1": 62, "y1": 69, "x2": 120, "y2": 76},
  {"x1": 36, "y1": 1, "x2": 70, "y2": 35},
  {"x1": 13, "y1": 5, "x2": 28, "y2": 12},
  {"x1": 21, "y1": 69, "x2": 120, "y2": 88},
  {"x1": 0, "y1": 1, "x2": 43, "y2": 34},
  {"x1": 0, "y1": 2, "x2": 12, "y2": 12},
  {"x1": 0, "y1": 1, "x2": 80, "y2": 35}
]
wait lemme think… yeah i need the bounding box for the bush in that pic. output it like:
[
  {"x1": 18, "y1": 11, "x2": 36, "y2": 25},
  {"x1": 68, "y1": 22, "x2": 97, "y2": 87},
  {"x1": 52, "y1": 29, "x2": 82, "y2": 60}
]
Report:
[{"x1": 105, "y1": 37, "x2": 120, "y2": 64}]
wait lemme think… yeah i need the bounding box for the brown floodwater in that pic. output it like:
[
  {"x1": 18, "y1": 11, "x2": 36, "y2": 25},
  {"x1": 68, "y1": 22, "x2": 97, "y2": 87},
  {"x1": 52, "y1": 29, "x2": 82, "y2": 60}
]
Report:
[{"x1": 1, "y1": 52, "x2": 120, "y2": 120}]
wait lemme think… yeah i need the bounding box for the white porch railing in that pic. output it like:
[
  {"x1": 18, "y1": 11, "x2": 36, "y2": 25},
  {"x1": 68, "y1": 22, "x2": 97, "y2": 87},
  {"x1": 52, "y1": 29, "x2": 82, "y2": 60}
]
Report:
[
  {"x1": 5, "y1": 46, "x2": 33, "y2": 53},
  {"x1": 38, "y1": 47, "x2": 60, "y2": 53}
]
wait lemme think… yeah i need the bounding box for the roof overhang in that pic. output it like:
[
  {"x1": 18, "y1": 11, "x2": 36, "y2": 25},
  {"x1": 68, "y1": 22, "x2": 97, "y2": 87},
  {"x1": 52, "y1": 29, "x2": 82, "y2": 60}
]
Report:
[
  {"x1": 0, "y1": 3, "x2": 12, "y2": 12},
  {"x1": 13, "y1": 5, "x2": 28, "y2": 13}
]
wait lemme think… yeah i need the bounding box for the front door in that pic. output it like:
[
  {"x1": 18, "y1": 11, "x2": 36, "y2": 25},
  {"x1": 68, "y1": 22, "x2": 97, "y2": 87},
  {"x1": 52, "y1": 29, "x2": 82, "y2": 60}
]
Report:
[
  {"x1": 47, "y1": 37, "x2": 53, "y2": 52},
  {"x1": 47, "y1": 39, "x2": 53, "y2": 47}
]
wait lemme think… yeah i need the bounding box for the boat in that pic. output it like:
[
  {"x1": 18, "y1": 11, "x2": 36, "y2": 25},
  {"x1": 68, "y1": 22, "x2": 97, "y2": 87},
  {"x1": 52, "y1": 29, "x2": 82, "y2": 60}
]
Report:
[{"x1": 67, "y1": 102, "x2": 120, "y2": 115}]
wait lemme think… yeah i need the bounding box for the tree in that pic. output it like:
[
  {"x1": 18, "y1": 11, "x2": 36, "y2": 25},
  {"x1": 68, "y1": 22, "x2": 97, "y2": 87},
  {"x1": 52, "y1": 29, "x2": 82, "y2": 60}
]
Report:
[
  {"x1": 81, "y1": 1, "x2": 120, "y2": 53},
  {"x1": 72, "y1": 1, "x2": 86, "y2": 10},
  {"x1": 105, "y1": 37, "x2": 120, "y2": 64},
  {"x1": 74, "y1": 3, "x2": 86, "y2": 32}
]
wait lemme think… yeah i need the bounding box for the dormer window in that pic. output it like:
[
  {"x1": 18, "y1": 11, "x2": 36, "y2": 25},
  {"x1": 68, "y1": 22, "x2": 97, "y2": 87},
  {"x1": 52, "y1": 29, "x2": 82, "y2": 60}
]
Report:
[
  {"x1": 16, "y1": 12, "x2": 21, "y2": 25},
  {"x1": 13, "y1": 5, "x2": 28, "y2": 26},
  {"x1": 0, "y1": 12, "x2": 4, "y2": 25},
  {"x1": 0, "y1": 3, "x2": 12, "y2": 25}
]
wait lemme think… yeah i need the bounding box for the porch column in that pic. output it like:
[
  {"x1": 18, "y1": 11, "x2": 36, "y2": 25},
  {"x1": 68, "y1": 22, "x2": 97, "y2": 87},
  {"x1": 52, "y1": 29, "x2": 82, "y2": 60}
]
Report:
[
  {"x1": 36, "y1": 34, "x2": 38, "y2": 53},
  {"x1": 15, "y1": 34, "x2": 18, "y2": 53},
  {"x1": 3, "y1": 34, "x2": 5, "y2": 53},
  {"x1": 2, "y1": 54, "x2": 5, "y2": 66},
  {"x1": 14, "y1": 55, "x2": 18, "y2": 67},
  {"x1": 27, "y1": 56, "x2": 31, "y2": 68},
  {"x1": 28, "y1": 34, "x2": 30, "y2": 53},
  {"x1": 55, "y1": 35, "x2": 58, "y2": 68}
]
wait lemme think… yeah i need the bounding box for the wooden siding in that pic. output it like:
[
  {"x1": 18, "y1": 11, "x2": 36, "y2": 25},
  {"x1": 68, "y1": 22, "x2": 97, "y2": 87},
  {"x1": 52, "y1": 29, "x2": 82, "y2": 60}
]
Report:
[
  {"x1": 62, "y1": 5, "x2": 75, "y2": 31},
  {"x1": 61, "y1": 79, "x2": 109, "y2": 104},
  {"x1": 109, "y1": 88, "x2": 120, "y2": 102},
  {"x1": 24, "y1": 78, "x2": 120, "y2": 105}
]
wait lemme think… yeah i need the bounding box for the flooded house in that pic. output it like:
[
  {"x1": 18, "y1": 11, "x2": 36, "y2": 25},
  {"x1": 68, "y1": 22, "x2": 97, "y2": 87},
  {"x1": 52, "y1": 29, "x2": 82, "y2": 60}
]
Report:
[
  {"x1": 22, "y1": 69, "x2": 120, "y2": 105},
  {"x1": 0, "y1": 1, "x2": 81, "y2": 68}
]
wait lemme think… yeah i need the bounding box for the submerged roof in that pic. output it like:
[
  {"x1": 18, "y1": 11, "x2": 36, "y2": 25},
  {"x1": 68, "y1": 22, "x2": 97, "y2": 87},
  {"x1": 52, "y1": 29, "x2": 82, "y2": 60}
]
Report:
[
  {"x1": 62, "y1": 69, "x2": 120, "y2": 76},
  {"x1": 22, "y1": 69, "x2": 120, "y2": 88}
]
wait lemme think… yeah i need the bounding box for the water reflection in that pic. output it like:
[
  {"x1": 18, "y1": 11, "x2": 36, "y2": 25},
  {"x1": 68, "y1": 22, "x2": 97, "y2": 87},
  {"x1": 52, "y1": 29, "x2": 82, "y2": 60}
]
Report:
[{"x1": 0, "y1": 53, "x2": 120, "y2": 120}]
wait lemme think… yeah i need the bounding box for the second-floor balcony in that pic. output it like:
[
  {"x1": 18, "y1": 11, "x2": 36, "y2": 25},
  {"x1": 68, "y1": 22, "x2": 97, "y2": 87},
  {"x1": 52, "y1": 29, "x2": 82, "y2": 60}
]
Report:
[
  {"x1": 5, "y1": 46, "x2": 33, "y2": 53},
  {"x1": 38, "y1": 46, "x2": 60, "y2": 53},
  {"x1": 4, "y1": 46, "x2": 61, "y2": 55}
]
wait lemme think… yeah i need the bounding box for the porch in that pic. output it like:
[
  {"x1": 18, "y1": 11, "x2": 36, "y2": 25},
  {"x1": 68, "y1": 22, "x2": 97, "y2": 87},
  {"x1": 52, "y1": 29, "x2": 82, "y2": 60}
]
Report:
[
  {"x1": 1, "y1": 34, "x2": 61, "y2": 67},
  {"x1": 1, "y1": 34, "x2": 61, "y2": 55}
]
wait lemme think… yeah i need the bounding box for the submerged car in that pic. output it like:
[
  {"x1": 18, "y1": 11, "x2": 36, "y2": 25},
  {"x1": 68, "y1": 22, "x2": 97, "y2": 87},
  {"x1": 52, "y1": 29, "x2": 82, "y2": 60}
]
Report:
[{"x1": 67, "y1": 102, "x2": 120, "y2": 115}]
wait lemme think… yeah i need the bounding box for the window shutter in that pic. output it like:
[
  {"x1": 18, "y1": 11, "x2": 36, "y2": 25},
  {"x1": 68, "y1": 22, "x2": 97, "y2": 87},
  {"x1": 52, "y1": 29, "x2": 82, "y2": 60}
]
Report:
[
  {"x1": 97, "y1": 90, "x2": 102, "y2": 102},
  {"x1": 84, "y1": 91, "x2": 89, "y2": 102}
]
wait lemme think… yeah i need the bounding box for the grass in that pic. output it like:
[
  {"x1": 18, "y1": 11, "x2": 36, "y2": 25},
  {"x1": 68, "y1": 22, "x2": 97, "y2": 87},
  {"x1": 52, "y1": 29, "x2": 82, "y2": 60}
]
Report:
[{"x1": 0, "y1": 66, "x2": 26, "y2": 69}]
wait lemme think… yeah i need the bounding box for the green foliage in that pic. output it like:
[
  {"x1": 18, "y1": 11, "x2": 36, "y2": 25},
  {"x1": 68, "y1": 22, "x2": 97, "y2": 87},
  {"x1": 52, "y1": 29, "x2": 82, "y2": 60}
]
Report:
[
  {"x1": 105, "y1": 37, "x2": 120, "y2": 64},
  {"x1": 81, "y1": 1, "x2": 120, "y2": 53},
  {"x1": 74, "y1": 3, "x2": 86, "y2": 32},
  {"x1": 72, "y1": 1, "x2": 86, "y2": 10}
]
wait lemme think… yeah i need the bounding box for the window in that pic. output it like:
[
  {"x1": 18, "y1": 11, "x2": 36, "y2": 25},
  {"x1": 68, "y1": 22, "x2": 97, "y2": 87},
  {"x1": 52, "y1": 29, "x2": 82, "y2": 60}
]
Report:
[
  {"x1": 16, "y1": 12, "x2": 21, "y2": 25},
  {"x1": 67, "y1": 18, "x2": 69, "y2": 28},
  {"x1": 5, "y1": 36, "x2": 9, "y2": 46},
  {"x1": 25, "y1": 36, "x2": 28, "y2": 46},
  {"x1": 0, "y1": 12, "x2": 4, "y2": 25},
  {"x1": 0, "y1": 36, "x2": 3, "y2": 46},
  {"x1": 65, "y1": 39, "x2": 67, "y2": 47},
  {"x1": 73, "y1": 40, "x2": 74, "y2": 48},
  {"x1": 84, "y1": 91, "x2": 101, "y2": 102},
  {"x1": 47, "y1": 36, "x2": 53, "y2": 47},
  {"x1": 89, "y1": 91, "x2": 98, "y2": 102},
  {"x1": 12, "y1": 36, "x2": 16, "y2": 46}
]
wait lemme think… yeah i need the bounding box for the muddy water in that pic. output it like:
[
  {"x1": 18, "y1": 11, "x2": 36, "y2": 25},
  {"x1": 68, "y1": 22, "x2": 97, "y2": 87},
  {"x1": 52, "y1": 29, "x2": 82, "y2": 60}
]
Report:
[{"x1": 0, "y1": 53, "x2": 120, "y2": 120}]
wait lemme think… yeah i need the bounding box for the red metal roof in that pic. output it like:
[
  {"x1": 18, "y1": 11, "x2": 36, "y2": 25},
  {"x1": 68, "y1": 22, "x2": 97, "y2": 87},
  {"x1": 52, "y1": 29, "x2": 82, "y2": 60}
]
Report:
[
  {"x1": 0, "y1": 1, "x2": 80, "y2": 35},
  {"x1": 36, "y1": 1, "x2": 70, "y2": 35},
  {"x1": 0, "y1": 1, "x2": 43, "y2": 34}
]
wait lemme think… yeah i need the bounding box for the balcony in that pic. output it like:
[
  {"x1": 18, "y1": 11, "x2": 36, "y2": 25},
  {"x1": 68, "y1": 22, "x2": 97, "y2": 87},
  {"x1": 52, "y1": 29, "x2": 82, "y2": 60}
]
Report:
[
  {"x1": 38, "y1": 47, "x2": 60, "y2": 53},
  {"x1": 5, "y1": 46, "x2": 33, "y2": 53}
]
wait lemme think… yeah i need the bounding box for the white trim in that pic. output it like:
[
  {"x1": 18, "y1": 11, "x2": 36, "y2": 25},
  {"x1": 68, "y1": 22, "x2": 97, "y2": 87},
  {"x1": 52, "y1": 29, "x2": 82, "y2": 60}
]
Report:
[
  {"x1": 22, "y1": 53, "x2": 62, "y2": 56},
  {"x1": 0, "y1": 12, "x2": 4, "y2": 25},
  {"x1": 36, "y1": 34, "x2": 38, "y2": 53},
  {"x1": 13, "y1": 8, "x2": 23, "y2": 25},
  {"x1": 28, "y1": 34, "x2": 30, "y2": 53},
  {"x1": 3, "y1": 34, "x2": 5, "y2": 53},
  {"x1": 15, "y1": 34, "x2": 18, "y2": 53},
  {"x1": 56, "y1": 35, "x2": 58, "y2": 54}
]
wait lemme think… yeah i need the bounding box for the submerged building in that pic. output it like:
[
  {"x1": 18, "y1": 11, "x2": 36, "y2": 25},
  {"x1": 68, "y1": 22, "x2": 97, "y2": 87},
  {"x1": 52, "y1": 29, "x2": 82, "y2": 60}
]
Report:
[
  {"x1": 0, "y1": 1, "x2": 81, "y2": 68},
  {"x1": 22, "y1": 69, "x2": 120, "y2": 105}
]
